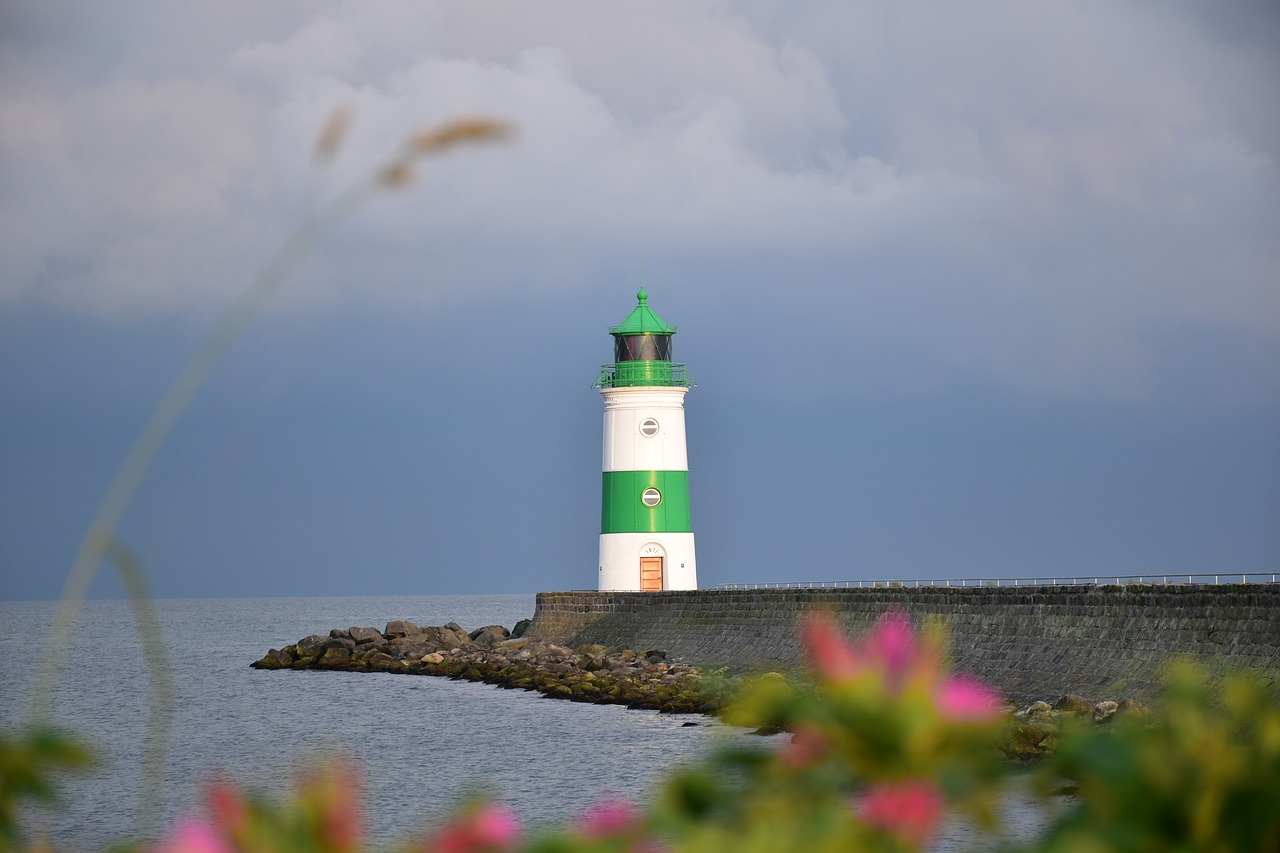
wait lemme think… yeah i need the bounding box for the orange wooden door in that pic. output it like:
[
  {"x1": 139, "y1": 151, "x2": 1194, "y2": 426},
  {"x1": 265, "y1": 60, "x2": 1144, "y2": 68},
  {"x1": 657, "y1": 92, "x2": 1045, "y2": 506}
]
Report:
[{"x1": 640, "y1": 557, "x2": 663, "y2": 591}]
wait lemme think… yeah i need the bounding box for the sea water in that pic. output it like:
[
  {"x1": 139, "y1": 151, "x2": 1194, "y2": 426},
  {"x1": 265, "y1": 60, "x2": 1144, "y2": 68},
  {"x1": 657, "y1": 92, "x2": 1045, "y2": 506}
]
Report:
[{"x1": 0, "y1": 596, "x2": 1051, "y2": 850}]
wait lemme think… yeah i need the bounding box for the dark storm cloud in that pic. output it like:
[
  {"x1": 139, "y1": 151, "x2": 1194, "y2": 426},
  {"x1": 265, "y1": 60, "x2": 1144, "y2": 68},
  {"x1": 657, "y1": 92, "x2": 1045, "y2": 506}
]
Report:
[{"x1": 1, "y1": 2, "x2": 1277, "y2": 599}]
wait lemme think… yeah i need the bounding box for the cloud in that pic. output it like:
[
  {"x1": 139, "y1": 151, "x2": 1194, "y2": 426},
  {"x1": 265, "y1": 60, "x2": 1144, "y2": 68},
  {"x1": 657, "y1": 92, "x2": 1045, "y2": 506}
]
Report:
[{"x1": 0, "y1": 0, "x2": 1276, "y2": 400}]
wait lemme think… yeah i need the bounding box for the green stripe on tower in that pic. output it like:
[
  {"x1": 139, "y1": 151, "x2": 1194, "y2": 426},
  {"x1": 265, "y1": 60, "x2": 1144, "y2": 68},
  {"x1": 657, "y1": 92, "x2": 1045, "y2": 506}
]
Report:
[{"x1": 601, "y1": 470, "x2": 692, "y2": 534}]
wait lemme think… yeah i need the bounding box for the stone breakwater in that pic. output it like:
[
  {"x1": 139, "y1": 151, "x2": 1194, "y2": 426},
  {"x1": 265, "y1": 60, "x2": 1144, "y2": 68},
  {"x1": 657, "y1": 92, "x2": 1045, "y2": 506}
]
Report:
[
  {"x1": 527, "y1": 585, "x2": 1280, "y2": 704},
  {"x1": 251, "y1": 617, "x2": 1165, "y2": 758},
  {"x1": 251, "y1": 619, "x2": 720, "y2": 715}
]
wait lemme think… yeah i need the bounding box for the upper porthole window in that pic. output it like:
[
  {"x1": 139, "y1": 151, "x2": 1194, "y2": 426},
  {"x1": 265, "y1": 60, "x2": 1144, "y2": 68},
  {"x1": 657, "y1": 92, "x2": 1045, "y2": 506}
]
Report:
[{"x1": 639, "y1": 418, "x2": 660, "y2": 437}]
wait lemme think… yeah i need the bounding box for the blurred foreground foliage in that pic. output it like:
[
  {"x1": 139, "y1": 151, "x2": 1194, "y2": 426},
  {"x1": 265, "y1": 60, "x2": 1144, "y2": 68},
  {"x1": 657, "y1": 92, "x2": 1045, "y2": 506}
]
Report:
[
  {"x1": 0, "y1": 727, "x2": 93, "y2": 851},
  {"x1": 3, "y1": 613, "x2": 1277, "y2": 853}
]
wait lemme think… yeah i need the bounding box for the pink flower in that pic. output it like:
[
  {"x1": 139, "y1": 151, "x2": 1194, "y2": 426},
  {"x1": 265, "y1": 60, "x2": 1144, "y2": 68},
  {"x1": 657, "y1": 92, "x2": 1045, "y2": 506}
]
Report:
[
  {"x1": 802, "y1": 612, "x2": 861, "y2": 681},
  {"x1": 936, "y1": 674, "x2": 1002, "y2": 722},
  {"x1": 578, "y1": 799, "x2": 639, "y2": 837},
  {"x1": 471, "y1": 805, "x2": 519, "y2": 847},
  {"x1": 780, "y1": 726, "x2": 828, "y2": 769},
  {"x1": 204, "y1": 779, "x2": 248, "y2": 836},
  {"x1": 857, "y1": 781, "x2": 945, "y2": 849},
  {"x1": 296, "y1": 760, "x2": 363, "y2": 850},
  {"x1": 432, "y1": 803, "x2": 520, "y2": 853},
  {"x1": 154, "y1": 819, "x2": 234, "y2": 853},
  {"x1": 863, "y1": 611, "x2": 917, "y2": 684},
  {"x1": 804, "y1": 610, "x2": 930, "y2": 686}
]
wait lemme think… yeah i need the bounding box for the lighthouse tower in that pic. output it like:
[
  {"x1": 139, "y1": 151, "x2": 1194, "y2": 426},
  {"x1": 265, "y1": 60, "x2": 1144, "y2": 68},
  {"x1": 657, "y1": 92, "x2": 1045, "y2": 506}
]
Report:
[{"x1": 594, "y1": 288, "x2": 697, "y2": 591}]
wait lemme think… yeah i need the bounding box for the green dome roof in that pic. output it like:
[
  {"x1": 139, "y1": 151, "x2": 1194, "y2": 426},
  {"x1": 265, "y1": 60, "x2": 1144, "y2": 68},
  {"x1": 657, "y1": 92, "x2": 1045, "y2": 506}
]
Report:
[{"x1": 608, "y1": 288, "x2": 677, "y2": 336}]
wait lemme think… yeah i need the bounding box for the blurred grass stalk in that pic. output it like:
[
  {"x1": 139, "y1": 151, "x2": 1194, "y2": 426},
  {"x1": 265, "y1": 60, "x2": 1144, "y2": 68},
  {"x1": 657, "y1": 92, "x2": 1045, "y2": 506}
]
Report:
[{"x1": 26, "y1": 111, "x2": 511, "y2": 837}]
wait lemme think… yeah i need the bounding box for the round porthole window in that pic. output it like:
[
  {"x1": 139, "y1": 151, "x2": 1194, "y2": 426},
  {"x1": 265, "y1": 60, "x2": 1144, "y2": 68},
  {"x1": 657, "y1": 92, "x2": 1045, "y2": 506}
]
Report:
[
  {"x1": 639, "y1": 417, "x2": 659, "y2": 437},
  {"x1": 641, "y1": 487, "x2": 662, "y2": 508}
]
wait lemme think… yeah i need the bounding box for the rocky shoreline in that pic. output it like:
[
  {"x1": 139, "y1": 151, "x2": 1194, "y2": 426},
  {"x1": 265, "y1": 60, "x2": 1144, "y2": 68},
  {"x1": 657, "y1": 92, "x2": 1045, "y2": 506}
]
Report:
[
  {"x1": 251, "y1": 619, "x2": 722, "y2": 715},
  {"x1": 251, "y1": 619, "x2": 1151, "y2": 754}
]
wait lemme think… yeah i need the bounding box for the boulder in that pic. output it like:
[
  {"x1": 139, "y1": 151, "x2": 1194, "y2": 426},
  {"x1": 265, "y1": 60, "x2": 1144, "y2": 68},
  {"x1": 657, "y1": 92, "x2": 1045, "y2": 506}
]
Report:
[
  {"x1": 420, "y1": 626, "x2": 468, "y2": 650},
  {"x1": 511, "y1": 619, "x2": 532, "y2": 639},
  {"x1": 1115, "y1": 698, "x2": 1151, "y2": 718},
  {"x1": 295, "y1": 634, "x2": 332, "y2": 657},
  {"x1": 469, "y1": 625, "x2": 511, "y2": 648},
  {"x1": 644, "y1": 649, "x2": 668, "y2": 663},
  {"x1": 1024, "y1": 701, "x2": 1054, "y2": 719},
  {"x1": 251, "y1": 648, "x2": 293, "y2": 669},
  {"x1": 390, "y1": 638, "x2": 439, "y2": 659},
  {"x1": 368, "y1": 652, "x2": 397, "y2": 671},
  {"x1": 1006, "y1": 720, "x2": 1057, "y2": 761},
  {"x1": 318, "y1": 646, "x2": 353, "y2": 667},
  {"x1": 384, "y1": 620, "x2": 421, "y2": 638},
  {"x1": 329, "y1": 628, "x2": 352, "y2": 640},
  {"x1": 1093, "y1": 700, "x2": 1119, "y2": 723},
  {"x1": 349, "y1": 627, "x2": 384, "y2": 645},
  {"x1": 1053, "y1": 694, "x2": 1094, "y2": 718}
]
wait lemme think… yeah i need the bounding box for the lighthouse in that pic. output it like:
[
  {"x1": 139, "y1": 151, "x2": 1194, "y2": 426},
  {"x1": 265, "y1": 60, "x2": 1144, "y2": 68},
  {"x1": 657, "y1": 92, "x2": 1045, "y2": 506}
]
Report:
[{"x1": 594, "y1": 288, "x2": 697, "y2": 591}]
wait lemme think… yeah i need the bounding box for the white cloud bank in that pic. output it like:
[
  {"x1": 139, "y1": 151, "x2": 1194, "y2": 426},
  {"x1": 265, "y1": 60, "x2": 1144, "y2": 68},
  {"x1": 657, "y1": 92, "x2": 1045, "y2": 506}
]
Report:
[{"x1": 0, "y1": 0, "x2": 1276, "y2": 398}]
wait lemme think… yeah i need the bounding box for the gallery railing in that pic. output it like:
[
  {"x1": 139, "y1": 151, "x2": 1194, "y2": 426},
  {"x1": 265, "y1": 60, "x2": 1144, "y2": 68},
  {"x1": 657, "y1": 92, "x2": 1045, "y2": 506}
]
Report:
[
  {"x1": 593, "y1": 362, "x2": 691, "y2": 389},
  {"x1": 713, "y1": 572, "x2": 1279, "y2": 590}
]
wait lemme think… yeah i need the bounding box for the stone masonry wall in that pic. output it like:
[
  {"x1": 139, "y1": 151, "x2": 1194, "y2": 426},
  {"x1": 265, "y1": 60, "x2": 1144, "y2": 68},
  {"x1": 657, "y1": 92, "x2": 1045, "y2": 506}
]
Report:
[{"x1": 527, "y1": 586, "x2": 1280, "y2": 703}]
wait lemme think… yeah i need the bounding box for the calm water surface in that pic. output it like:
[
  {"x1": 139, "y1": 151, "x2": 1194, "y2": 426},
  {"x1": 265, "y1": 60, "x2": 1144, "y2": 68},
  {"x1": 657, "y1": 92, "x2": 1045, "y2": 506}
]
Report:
[{"x1": 0, "y1": 596, "x2": 1050, "y2": 850}]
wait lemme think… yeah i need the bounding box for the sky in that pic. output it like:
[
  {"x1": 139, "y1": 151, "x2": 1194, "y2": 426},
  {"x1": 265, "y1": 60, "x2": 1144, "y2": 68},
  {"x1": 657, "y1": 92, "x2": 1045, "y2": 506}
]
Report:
[{"x1": 1, "y1": 0, "x2": 1277, "y2": 600}]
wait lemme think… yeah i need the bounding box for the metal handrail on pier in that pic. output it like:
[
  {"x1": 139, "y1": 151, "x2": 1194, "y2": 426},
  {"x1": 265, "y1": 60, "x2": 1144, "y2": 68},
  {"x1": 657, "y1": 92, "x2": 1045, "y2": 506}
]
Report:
[{"x1": 712, "y1": 573, "x2": 1279, "y2": 591}]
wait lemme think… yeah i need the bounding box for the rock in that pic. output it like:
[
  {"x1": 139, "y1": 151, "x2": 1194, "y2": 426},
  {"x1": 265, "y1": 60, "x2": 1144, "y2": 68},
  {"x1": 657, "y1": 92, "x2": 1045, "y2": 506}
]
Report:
[
  {"x1": 444, "y1": 622, "x2": 465, "y2": 634},
  {"x1": 420, "y1": 626, "x2": 468, "y2": 650},
  {"x1": 251, "y1": 648, "x2": 293, "y2": 669},
  {"x1": 349, "y1": 627, "x2": 384, "y2": 645},
  {"x1": 469, "y1": 625, "x2": 510, "y2": 648},
  {"x1": 296, "y1": 634, "x2": 332, "y2": 656},
  {"x1": 1053, "y1": 694, "x2": 1094, "y2": 718},
  {"x1": 421, "y1": 653, "x2": 445, "y2": 664},
  {"x1": 1024, "y1": 700, "x2": 1054, "y2": 719},
  {"x1": 390, "y1": 638, "x2": 439, "y2": 659},
  {"x1": 1093, "y1": 700, "x2": 1119, "y2": 723},
  {"x1": 368, "y1": 652, "x2": 396, "y2": 671},
  {"x1": 644, "y1": 649, "x2": 668, "y2": 662},
  {"x1": 511, "y1": 619, "x2": 532, "y2": 639},
  {"x1": 1006, "y1": 720, "x2": 1058, "y2": 761},
  {"x1": 384, "y1": 620, "x2": 421, "y2": 638},
  {"x1": 318, "y1": 646, "x2": 352, "y2": 667},
  {"x1": 329, "y1": 628, "x2": 352, "y2": 640},
  {"x1": 498, "y1": 638, "x2": 530, "y2": 651},
  {"x1": 1115, "y1": 698, "x2": 1151, "y2": 718}
]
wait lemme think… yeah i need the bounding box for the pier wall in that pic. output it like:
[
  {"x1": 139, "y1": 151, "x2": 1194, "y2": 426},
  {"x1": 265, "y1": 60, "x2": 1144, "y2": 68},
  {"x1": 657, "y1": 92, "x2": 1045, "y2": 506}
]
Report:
[{"x1": 527, "y1": 586, "x2": 1280, "y2": 702}]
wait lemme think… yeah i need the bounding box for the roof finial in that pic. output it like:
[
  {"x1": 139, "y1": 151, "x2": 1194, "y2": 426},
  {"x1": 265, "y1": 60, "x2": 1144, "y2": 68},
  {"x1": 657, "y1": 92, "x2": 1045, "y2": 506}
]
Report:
[{"x1": 637, "y1": 286, "x2": 648, "y2": 305}]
